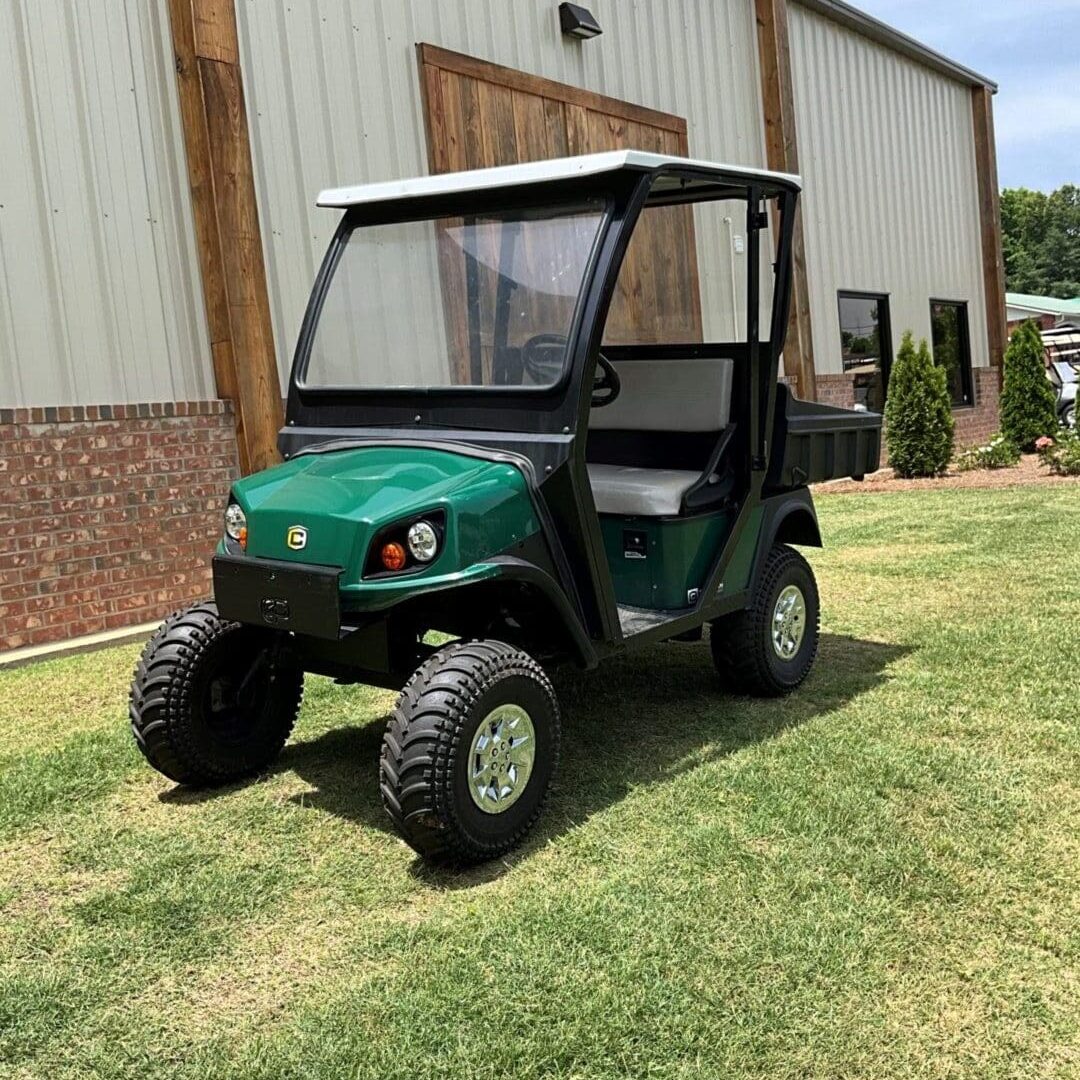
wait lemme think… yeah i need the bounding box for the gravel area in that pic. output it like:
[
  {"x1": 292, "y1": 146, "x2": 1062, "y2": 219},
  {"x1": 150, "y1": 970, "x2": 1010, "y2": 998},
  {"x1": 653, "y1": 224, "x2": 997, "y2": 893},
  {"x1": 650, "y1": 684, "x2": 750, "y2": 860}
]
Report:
[{"x1": 817, "y1": 453, "x2": 1080, "y2": 495}]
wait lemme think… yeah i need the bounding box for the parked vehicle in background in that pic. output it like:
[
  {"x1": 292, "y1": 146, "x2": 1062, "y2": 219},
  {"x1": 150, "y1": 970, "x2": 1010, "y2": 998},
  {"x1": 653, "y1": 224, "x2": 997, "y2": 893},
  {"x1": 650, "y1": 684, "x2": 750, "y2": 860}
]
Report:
[{"x1": 1042, "y1": 324, "x2": 1079, "y2": 428}]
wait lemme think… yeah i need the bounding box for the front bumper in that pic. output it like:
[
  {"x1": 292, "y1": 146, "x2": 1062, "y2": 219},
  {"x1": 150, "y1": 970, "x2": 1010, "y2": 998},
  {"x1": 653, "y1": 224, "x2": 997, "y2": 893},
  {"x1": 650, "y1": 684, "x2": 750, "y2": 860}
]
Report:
[{"x1": 213, "y1": 554, "x2": 343, "y2": 639}]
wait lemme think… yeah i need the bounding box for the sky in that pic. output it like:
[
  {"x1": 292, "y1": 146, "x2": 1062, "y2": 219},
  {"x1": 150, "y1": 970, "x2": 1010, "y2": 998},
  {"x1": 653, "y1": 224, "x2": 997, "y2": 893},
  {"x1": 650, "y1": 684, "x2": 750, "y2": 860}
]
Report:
[{"x1": 854, "y1": 0, "x2": 1079, "y2": 192}]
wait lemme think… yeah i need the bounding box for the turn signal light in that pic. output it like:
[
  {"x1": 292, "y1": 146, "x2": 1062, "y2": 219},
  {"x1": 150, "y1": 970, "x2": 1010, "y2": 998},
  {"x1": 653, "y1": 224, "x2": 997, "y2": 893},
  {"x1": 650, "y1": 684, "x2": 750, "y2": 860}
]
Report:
[
  {"x1": 380, "y1": 541, "x2": 407, "y2": 571},
  {"x1": 238, "y1": 526, "x2": 248, "y2": 551}
]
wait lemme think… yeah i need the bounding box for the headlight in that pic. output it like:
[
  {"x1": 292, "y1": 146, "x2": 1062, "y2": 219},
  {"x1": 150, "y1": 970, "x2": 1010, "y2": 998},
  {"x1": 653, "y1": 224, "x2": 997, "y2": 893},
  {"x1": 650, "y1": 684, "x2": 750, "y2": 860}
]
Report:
[
  {"x1": 224, "y1": 502, "x2": 247, "y2": 542},
  {"x1": 406, "y1": 520, "x2": 438, "y2": 562}
]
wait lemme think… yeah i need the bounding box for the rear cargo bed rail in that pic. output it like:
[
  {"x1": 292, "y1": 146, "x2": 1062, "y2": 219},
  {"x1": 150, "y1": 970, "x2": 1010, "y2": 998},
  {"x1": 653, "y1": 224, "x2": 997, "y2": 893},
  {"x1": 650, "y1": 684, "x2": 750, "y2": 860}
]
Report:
[{"x1": 767, "y1": 385, "x2": 882, "y2": 489}]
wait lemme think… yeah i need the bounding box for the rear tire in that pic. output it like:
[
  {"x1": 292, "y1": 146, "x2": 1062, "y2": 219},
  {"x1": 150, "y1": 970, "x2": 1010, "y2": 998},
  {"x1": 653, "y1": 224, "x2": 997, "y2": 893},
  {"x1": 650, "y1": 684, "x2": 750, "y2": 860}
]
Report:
[
  {"x1": 380, "y1": 640, "x2": 560, "y2": 864},
  {"x1": 129, "y1": 602, "x2": 302, "y2": 786},
  {"x1": 710, "y1": 544, "x2": 820, "y2": 696}
]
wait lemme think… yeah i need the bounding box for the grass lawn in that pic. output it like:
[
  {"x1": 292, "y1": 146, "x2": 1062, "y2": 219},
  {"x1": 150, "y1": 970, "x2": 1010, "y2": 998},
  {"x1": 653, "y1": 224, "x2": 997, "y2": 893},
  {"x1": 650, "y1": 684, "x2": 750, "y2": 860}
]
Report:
[{"x1": 1, "y1": 484, "x2": 1077, "y2": 1079}]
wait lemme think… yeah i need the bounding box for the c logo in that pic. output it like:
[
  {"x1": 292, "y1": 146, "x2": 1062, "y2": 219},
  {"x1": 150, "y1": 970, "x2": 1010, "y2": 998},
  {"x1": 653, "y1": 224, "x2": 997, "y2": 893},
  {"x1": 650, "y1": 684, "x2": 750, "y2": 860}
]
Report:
[{"x1": 286, "y1": 525, "x2": 308, "y2": 551}]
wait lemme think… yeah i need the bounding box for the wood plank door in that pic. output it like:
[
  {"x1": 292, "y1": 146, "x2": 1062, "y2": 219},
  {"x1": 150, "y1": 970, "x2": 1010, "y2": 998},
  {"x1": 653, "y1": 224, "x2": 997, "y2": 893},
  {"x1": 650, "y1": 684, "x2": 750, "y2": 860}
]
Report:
[{"x1": 417, "y1": 45, "x2": 703, "y2": 349}]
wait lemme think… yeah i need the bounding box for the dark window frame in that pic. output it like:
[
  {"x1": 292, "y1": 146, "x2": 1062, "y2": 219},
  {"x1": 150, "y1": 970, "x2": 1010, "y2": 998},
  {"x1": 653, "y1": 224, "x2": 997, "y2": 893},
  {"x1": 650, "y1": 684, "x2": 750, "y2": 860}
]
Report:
[
  {"x1": 837, "y1": 289, "x2": 893, "y2": 411},
  {"x1": 929, "y1": 298, "x2": 975, "y2": 409}
]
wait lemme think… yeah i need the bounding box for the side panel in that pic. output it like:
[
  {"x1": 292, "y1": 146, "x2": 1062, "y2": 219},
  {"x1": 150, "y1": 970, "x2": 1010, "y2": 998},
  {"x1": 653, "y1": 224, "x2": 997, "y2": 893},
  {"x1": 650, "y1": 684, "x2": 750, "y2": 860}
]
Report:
[
  {"x1": 788, "y1": 3, "x2": 989, "y2": 381},
  {"x1": 599, "y1": 512, "x2": 733, "y2": 610},
  {"x1": 0, "y1": 0, "x2": 212, "y2": 407}
]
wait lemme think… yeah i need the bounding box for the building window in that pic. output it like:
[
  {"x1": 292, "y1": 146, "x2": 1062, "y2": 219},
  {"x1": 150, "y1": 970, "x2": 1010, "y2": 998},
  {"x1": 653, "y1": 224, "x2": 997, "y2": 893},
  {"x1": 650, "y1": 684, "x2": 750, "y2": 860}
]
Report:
[
  {"x1": 838, "y1": 292, "x2": 891, "y2": 412},
  {"x1": 930, "y1": 301, "x2": 974, "y2": 408}
]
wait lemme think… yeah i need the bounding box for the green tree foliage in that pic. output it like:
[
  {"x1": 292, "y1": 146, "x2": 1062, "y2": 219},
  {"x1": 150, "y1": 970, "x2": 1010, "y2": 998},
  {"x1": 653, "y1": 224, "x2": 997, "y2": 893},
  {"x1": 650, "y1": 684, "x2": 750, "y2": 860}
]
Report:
[
  {"x1": 1001, "y1": 185, "x2": 1080, "y2": 298},
  {"x1": 884, "y1": 331, "x2": 955, "y2": 477},
  {"x1": 1000, "y1": 320, "x2": 1059, "y2": 450}
]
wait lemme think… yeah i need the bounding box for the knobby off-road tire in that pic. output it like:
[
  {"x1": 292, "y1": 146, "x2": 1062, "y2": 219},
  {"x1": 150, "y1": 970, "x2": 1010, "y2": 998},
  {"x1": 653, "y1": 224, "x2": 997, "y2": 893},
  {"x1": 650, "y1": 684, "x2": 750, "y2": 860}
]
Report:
[
  {"x1": 129, "y1": 602, "x2": 303, "y2": 786},
  {"x1": 710, "y1": 543, "x2": 820, "y2": 697},
  {"x1": 380, "y1": 640, "x2": 560, "y2": 864}
]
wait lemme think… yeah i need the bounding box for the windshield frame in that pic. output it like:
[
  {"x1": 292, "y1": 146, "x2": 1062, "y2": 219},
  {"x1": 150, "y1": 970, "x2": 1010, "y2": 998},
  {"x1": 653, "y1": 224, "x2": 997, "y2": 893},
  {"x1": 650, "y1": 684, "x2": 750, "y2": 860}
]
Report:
[{"x1": 293, "y1": 190, "x2": 614, "y2": 400}]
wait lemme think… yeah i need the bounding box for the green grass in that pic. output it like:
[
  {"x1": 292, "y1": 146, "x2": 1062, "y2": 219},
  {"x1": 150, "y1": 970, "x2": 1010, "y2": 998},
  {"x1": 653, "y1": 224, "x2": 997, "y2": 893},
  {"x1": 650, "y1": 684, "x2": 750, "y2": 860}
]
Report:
[{"x1": 1, "y1": 484, "x2": 1077, "y2": 1079}]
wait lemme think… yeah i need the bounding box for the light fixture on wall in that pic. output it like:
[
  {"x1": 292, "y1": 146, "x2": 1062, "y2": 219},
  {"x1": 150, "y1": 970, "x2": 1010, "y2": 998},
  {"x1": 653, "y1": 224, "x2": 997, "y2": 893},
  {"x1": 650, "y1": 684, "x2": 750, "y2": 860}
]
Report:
[{"x1": 559, "y1": 3, "x2": 602, "y2": 39}]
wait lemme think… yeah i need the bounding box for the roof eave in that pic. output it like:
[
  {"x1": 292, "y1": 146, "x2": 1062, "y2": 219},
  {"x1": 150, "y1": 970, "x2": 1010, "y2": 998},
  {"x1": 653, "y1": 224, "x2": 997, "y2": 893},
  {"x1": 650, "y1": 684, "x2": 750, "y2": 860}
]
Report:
[{"x1": 795, "y1": 0, "x2": 997, "y2": 91}]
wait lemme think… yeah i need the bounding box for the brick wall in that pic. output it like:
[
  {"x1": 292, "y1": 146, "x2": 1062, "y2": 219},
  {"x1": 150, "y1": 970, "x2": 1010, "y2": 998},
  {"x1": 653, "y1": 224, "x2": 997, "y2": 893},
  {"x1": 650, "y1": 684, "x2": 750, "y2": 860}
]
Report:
[
  {"x1": 815, "y1": 367, "x2": 1002, "y2": 455},
  {"x1": 0, "y1": 402, "x2": 240, "y2": 652}
]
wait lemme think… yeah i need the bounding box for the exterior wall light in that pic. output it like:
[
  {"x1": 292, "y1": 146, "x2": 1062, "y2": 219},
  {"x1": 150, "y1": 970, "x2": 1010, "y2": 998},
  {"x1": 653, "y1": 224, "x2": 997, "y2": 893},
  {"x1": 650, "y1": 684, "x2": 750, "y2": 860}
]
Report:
[{"x1": 559, "y1": 3, "x2": 602, "y2": 39}]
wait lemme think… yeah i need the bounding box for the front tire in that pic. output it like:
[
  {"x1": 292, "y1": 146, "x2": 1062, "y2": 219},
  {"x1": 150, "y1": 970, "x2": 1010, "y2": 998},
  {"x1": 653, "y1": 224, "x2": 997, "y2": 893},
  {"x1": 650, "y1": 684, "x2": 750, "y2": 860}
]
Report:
[
  {"x1": 710, "y1": 544, "x2": 820, "y2": 696},
  {"x1": 129, "y1": 602, "x2": 302, "y2": 786},
  {"x1": 380, "y1": 640, "x2": 560, "y2": 864}
]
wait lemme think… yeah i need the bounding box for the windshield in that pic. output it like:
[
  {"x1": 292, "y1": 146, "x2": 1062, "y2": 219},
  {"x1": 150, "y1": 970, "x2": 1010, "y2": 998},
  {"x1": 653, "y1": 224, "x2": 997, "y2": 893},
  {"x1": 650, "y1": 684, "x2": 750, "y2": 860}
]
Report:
[{"x1": 303, "y1": 201, "x2": 606, "y2": 390}]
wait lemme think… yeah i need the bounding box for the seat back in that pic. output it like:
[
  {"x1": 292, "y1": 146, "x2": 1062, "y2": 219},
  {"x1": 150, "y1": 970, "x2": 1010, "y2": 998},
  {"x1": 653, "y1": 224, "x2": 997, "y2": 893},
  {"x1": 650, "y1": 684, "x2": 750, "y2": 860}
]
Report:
[{"x1": 588, "y1": 358, "x2": 734, "y2": 432}]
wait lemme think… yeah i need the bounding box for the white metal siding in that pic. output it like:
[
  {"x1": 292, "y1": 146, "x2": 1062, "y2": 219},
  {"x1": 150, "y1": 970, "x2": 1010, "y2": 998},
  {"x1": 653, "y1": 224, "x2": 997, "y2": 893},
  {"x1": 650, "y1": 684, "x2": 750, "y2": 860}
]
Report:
[
  {"x1": 234, "y1": 0, "x2": 769, "y2": 387},
  {"x1": 789, "y1": 2, "x2": 988, "y2": 377},
  {"x1": 0, "y1": 0, "x2": 212, "y2": 408}
]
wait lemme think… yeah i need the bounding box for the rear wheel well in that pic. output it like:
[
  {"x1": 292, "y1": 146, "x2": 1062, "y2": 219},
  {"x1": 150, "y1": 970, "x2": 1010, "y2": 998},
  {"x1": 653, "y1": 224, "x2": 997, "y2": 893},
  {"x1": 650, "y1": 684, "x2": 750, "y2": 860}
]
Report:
[{"x1": 772, "y1": 506, "x2": 821, "y2": 548}]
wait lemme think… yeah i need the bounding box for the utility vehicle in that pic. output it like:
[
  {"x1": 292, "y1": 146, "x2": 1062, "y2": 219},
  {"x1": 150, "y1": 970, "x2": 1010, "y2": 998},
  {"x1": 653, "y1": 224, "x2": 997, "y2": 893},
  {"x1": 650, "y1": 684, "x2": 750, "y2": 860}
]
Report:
[{"x1": 130, "y1": 151, "x2": 881, "y2": 863}]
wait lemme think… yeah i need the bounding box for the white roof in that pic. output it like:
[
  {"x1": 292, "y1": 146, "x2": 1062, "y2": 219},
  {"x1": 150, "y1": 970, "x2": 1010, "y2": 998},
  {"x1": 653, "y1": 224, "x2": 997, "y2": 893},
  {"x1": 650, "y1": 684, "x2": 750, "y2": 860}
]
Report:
[{"x1": 316, "y1": 151, "x2": 801, "y2": 208}]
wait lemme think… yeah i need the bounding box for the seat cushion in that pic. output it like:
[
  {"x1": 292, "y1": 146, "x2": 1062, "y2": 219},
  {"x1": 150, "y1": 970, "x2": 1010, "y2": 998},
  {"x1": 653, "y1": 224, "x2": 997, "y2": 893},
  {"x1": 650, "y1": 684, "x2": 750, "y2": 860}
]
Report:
[{"x1": 587, "y1": 463, "x2": 700, "y2": 517}]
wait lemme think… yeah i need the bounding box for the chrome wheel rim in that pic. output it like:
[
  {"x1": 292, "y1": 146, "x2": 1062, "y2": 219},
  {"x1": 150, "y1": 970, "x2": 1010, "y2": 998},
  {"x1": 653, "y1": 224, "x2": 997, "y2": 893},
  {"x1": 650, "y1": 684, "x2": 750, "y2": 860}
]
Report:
[
  {"x1": 771, "y1": 584, "x2": 806, "y2": 660},
  {"x1": 467, "y1": 704, "x2": 536, "y2": 814}
]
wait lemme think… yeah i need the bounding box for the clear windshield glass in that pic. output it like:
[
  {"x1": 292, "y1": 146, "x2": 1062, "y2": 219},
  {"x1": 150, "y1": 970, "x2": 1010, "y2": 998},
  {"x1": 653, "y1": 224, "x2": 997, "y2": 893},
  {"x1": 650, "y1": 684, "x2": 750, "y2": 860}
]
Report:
[{"x1": 303, "y1": 201, "x2": 605, "y2": 390}]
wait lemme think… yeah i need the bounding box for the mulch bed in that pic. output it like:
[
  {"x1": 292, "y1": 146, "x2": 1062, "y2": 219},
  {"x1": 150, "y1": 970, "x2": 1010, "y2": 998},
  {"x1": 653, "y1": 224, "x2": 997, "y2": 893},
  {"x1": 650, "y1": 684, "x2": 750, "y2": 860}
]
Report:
[{"x1": 817, "y1": 453, "x2": 1080, "y2": 495}]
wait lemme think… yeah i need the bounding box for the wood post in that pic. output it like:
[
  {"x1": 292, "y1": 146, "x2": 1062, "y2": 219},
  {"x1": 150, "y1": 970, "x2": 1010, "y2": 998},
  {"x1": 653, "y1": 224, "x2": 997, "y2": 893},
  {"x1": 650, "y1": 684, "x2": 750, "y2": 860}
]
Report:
[
  {"x1": 167, "y1": 0, "x2": 282, "y2": 474},
  {"x1": 971, "y1": 86, "x2": 1007, "y2": 369},
  {"x1": 755, "y1": 0, "x2": 816, "y2": 400}
]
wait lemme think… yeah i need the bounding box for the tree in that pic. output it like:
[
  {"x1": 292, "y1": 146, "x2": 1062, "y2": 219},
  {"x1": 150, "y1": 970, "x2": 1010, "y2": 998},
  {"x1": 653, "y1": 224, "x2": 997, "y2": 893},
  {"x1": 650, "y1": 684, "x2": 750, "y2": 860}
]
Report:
[
  {"x1": 1000, "y1": 320, "x2": 1059, "y2": 450},
  {"x1": 884, "y1": 331, "x2": 954, "y2": 478},
  {"x1": 1001, "y1": 184, "x2": 1080, "y2": 299}
]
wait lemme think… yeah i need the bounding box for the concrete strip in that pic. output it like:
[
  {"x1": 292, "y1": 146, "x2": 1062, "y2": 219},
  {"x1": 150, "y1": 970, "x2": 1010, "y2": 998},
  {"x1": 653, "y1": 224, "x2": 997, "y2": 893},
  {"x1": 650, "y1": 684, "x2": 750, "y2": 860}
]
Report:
[{"x1": 0, "y1": 621, "x2": 161, "y2": 671}]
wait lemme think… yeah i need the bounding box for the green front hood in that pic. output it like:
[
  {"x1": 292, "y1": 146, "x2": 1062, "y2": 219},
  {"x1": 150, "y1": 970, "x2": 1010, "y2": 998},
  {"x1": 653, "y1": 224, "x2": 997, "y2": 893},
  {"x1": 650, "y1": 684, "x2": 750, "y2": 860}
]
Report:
[{"x1": 229, "y1": 444, "x2": 540, "y2": 597}]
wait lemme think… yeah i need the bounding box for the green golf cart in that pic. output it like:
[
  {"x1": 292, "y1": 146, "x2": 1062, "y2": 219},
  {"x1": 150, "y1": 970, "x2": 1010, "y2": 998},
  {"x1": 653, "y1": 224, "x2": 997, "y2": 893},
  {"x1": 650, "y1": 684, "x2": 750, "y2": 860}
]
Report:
[{"x1": 130, "y1": 151, "x2": 880, "y2": 863}]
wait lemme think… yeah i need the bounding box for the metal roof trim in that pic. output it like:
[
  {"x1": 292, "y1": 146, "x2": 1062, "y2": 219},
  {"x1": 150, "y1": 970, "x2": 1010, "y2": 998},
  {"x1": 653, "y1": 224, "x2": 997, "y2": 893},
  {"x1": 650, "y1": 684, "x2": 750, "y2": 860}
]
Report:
[{"x1": 795, "y1": 0, "x2": 997, "y2": 91}]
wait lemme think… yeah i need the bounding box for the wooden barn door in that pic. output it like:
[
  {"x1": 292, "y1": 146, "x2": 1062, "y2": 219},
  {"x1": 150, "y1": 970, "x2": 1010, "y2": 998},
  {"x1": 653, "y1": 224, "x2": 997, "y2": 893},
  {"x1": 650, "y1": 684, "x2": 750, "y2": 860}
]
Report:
[{"x1": 417, "y1": 45, "x2": 703, "y2": 348}]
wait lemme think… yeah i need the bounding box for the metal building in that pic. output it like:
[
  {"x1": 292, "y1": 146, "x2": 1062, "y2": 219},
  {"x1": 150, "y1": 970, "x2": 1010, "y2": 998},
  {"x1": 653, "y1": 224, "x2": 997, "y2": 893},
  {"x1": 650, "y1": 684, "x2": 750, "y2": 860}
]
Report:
[{"x1": 0, "y1": 0, "x2": 1004, "y2": 652}]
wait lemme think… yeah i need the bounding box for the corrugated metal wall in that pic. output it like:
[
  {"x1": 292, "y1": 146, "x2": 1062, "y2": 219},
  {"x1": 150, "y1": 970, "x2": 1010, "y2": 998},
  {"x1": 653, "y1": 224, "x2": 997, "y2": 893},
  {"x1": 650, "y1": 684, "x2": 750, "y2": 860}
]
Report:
[
  {"x1": 234, "y1": 0, "x2": 769, "y2": 387},
  {"x1": 0, "y1": 0, "x2": 212, "y2": 408},
  {"x1": 788, "y1": 2, "x2": 988, "y2": 377}
]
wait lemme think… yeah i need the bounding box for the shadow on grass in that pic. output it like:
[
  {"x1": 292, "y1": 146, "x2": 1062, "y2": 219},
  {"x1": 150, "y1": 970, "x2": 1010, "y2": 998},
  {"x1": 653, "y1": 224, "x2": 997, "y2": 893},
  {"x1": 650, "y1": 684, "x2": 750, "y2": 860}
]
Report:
[{"x1": 161, "y1": 633, "x2": 908, "y2": 884}]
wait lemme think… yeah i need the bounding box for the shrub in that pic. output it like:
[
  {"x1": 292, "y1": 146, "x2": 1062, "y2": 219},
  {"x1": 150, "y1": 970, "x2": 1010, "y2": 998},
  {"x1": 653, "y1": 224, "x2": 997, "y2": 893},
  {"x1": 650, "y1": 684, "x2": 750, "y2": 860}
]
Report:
[
  {"x1": 1037, "y1": 429, "x2": 1080, "y2": 476},
  {"x1": 1000, "y1": 320, "x2": 1058, "y2": 450},
  {"x1": 954, "y1": 433, "x2": 1021, "y2": 472},
  {"x1": 884, "y1": 331, "x2": 955, "y2": 477}
]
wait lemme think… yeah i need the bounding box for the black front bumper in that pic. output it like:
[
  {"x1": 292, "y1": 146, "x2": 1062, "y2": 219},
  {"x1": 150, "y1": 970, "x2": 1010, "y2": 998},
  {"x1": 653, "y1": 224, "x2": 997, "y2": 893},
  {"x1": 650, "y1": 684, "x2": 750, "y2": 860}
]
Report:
[{"x1": 212, "y1": 554, "x2": 343, "y2": 639}]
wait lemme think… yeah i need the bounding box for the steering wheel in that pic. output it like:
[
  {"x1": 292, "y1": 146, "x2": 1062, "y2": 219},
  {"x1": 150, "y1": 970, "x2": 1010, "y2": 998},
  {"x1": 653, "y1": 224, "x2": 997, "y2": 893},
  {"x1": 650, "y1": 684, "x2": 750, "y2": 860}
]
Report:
[
  {"x1": 592, "y1": 352, "x2": 621, "y2": 408},
  {"x1": 521, "y1": 334, "x2": 569, "y2": 386}
]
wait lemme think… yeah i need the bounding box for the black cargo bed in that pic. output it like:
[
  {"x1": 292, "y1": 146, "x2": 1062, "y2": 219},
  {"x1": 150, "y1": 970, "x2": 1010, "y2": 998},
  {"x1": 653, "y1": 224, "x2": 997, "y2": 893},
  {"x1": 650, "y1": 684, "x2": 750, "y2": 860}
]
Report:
[{"x1": 767, "y1": 384, "x2": 882, "y2": 489}]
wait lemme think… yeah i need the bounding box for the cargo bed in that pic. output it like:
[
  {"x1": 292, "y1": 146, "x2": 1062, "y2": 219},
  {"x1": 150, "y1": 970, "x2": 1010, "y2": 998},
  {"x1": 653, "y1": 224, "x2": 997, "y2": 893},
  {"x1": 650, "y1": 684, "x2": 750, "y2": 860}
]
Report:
[{"x1": 767, "y1": 384, "x2": 882, "y2": 489}]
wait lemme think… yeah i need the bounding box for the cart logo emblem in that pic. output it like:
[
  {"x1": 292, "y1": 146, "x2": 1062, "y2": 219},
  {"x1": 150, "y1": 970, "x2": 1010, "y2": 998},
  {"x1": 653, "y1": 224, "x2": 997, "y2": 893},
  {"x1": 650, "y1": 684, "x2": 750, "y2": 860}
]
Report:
[
  {"x1": 285, "y1": 525, "x2": 308, "y2": 550},
  {"x1": 260, "y1": 597, "x2": 290, "y2": 624}
]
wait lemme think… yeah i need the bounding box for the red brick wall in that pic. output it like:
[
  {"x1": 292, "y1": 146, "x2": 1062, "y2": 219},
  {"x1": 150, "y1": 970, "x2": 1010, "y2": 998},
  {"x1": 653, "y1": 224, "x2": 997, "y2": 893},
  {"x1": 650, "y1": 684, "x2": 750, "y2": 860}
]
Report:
[
  {"x1": 1007, "y1": 313, "x2": 1056, "y2": 334},
  {"x1": 814, "y1": 367, "x2": 1002, "y2": 456},
  {"x1": 0, "y1": 402, "x2": 240, "y2": 652}
]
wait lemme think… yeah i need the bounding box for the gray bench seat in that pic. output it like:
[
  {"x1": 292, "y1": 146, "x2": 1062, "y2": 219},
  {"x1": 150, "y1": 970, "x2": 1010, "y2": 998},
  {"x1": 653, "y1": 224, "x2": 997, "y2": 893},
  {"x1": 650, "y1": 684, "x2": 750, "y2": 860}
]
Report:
[
  {"x1": 586, "y1": 463, "x2": 700, "y2": 516},
  {"x1": 587, "y1": 357, "x2": 733, "y2": 517}
]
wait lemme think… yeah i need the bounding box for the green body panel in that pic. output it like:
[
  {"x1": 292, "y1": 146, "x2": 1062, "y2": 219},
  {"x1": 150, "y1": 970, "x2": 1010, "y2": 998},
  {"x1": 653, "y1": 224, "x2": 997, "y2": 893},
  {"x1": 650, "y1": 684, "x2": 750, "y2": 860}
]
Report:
[
  {"x1": 599, "y1": 511, "x2": 733, "y2": 610},
  {"x1": 718, "y1": 504, "x2": 763, "y2": 597},
  {"x1": 227, "y1": 446, "x2": 539, "y2": 611}
]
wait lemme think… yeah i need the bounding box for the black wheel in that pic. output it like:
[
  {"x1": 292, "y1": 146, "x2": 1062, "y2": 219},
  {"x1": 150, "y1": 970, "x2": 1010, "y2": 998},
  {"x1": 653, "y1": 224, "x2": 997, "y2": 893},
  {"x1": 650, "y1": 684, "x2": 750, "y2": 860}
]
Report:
[
  {"x1": 710, "y1": 544, "x2": 820, "y2": 697},
  {"x1": 129, "y1": 602, "x2": 302, "y2": 786},
  {"x1": 380, "y1": 640, "x2": 560, "y2": 864}
]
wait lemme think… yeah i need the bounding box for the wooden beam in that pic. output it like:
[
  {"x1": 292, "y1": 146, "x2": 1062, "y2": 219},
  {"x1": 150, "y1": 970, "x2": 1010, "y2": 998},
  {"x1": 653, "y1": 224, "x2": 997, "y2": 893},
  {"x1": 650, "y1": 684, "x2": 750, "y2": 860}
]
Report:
[
  {"x1": 166, "y1": 0, "x2": 282, "y2": 474},
  {"x1": 755, "y1": 0, "x2": 816, "y2": 400},
  {"x1": 972, "y1": 86, "x2": 1007, "y2": 369},
  {"x1": 417, "y1": 44, "x2": 688, "y2": 137}
]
